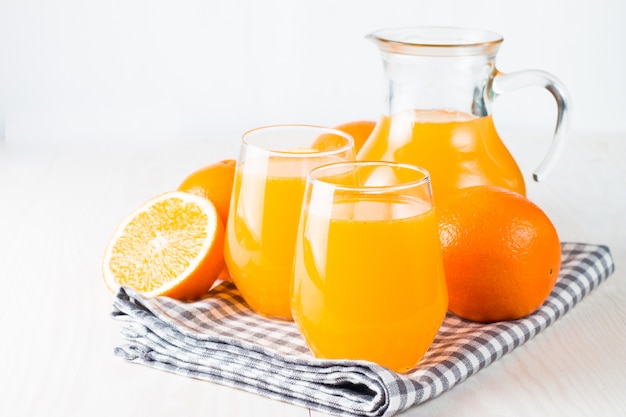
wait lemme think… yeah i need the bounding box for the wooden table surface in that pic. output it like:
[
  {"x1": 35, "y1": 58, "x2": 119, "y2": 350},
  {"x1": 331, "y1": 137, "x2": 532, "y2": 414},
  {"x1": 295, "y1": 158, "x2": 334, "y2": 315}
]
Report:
[{"x1": 0, "y1": 131, "x2": 624, "y2": 417}]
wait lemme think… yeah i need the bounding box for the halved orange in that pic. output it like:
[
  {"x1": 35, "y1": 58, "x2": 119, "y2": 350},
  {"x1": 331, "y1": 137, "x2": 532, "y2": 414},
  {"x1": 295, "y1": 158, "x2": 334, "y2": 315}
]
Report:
[{"x1": 102, "y1": 191, "x2": 225, "y2": 300}]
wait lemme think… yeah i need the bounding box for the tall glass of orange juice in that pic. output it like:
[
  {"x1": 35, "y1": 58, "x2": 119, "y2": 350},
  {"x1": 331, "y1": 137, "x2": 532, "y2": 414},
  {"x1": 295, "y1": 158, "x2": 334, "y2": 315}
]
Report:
[
  {"x1": 291, "y1": 161, "x2": 448, "y2": 372},
  {"x1": 225, "y1": 125, "x2": 355, "y2": 321}
]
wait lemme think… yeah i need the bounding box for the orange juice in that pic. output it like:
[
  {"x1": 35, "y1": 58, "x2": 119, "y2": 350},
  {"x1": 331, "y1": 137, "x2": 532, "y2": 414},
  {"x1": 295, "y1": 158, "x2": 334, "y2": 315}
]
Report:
[
  {"x1": 357, "y1": 110, "x2": 525, "y2": 202},
  {"x1": 291, "y1": 196, "x2": 448, "y2": 372},
  {"x1": 225, "y1": 157, "x2": 342, "y2": 320}
]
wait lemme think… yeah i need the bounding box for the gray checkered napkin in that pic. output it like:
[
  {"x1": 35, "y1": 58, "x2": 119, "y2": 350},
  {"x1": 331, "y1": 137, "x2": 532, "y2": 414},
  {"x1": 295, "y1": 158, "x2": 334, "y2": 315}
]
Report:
[{"x1": 112, "y1": 242, "x2": 614, "y2": 417}]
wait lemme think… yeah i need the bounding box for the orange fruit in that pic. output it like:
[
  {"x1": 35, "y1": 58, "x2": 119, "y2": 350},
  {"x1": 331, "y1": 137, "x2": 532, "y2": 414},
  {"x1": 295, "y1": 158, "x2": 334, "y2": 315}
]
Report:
[
  {"x1": 334, "y1": 120, "x2": 376, "y2": 152},
  {"x1": 177, "y1": 159, "x2": 236, "y2": 224},
  {"x1": 102, "y1": 191, "x2": 225, "y2": 300},
  {"x1": 437, "y1": 185, "x2": 561, "y2": 322},
  {"x1": 311, "y1": 120, "x2": 376, "y2": 153}
]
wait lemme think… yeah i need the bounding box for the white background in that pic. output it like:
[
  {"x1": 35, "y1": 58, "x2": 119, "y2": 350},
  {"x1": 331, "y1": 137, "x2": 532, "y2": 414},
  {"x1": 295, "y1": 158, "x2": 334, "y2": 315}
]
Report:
[
  {"x1": 1, "y1": 3, "x2": 624, "y2": 416},
  {"x1": 1, "y1": 0, "x2": 625, "y2": 145}
]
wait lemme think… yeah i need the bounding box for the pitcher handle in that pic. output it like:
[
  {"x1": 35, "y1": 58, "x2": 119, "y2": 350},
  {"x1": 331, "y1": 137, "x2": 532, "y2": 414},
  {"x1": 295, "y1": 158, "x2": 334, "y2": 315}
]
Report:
[{"x1": 492, "y1": 70, "x2": 571, "y2": 182}]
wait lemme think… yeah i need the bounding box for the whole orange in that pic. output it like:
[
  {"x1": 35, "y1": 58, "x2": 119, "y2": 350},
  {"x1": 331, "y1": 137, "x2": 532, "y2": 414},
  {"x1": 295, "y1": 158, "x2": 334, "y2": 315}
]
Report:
[
  {"x1": 437, "y1": 185, "x2": 561, "y2": 322},
  {"x1": 177, "y1": 159, "x2": 236, "y2": 224},
  {"x1": 333, "y1": 120, "x2": 376, "y2": 152}
]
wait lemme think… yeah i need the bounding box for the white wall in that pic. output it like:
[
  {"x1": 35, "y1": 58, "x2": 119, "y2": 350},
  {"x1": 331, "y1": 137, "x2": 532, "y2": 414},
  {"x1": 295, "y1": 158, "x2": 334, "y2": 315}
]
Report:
[{"x1": 1, "y1": 0, "x2": 625, "y2": 145}]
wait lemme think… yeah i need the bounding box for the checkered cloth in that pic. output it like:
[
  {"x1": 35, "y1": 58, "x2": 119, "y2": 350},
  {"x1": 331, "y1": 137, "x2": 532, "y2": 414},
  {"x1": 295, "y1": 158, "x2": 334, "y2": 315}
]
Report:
[{"x1": 112, "y1": 242, "x2": 614, "y2": 417}]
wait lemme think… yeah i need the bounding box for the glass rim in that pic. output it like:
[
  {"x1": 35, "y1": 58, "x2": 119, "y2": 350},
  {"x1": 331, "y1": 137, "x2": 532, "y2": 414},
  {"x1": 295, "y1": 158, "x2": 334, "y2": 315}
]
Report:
[
  {"x1": 308, "y1": 161, "x2": 431, "y2": 193},
  {"x1": 367, "y1": 26, "x2": 503, "y2": 56},
  {"x1": 242, "y1": 124, "x2": 354, "y2": 158}
]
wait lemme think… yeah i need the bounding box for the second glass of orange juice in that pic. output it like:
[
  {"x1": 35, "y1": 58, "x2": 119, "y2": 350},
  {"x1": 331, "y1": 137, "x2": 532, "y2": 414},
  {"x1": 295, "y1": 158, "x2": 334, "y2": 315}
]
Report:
[
  {"x1": 291, "y1": 161, "x2": 448, "y2": 371},
  {"x1": 224, "y1": 125, "x2": 355, "y2": 320}
]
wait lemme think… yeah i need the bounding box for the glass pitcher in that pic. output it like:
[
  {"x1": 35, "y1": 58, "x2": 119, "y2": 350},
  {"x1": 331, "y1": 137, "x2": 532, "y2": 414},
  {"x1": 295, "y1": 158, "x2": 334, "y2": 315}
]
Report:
[{"x1": 357, "y1": 27, "x2": 571, "y2": 202}]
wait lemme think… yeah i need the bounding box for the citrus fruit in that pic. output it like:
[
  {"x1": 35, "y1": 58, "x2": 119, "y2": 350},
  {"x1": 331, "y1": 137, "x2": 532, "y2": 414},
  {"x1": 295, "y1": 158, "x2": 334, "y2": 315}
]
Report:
[
  {"x1": 334, "y1": 120, "x2": 376, "y2": 152},
  {"x1": 102, "y1": 191, "x2": 225, "y2": 300},
  {"x1": 437, "y1": 185, "x2": 561, "y2": 322},
  {"x1": 311, "y1": 121, "x2": 376, "y2": 153},
  {"x1": 177, "y1": 159, "x2": 236, "y2": 224}
]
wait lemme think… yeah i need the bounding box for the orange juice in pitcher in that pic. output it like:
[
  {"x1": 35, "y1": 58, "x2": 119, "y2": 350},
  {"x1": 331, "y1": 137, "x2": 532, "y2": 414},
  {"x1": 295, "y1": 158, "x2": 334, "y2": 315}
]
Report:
[
  {"x1": 360, "y1": 110, "x2": 526, "y2": 201},
  {"x1": 358, "y1": 27, "x2": 571, "y2": 203}
]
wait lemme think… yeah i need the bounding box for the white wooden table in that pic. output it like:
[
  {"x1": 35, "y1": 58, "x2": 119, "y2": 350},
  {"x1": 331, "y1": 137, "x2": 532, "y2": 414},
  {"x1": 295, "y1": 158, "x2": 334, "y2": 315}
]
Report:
[{"x1": 0, "y1": 131, "x2": 624, "y2": 416}]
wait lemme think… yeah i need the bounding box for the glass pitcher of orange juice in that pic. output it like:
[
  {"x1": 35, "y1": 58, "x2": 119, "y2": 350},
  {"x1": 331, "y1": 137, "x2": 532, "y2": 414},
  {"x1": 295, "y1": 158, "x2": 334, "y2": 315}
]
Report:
[{"x1": 358, "y1": 27, "x2": 571, "y2": 202}]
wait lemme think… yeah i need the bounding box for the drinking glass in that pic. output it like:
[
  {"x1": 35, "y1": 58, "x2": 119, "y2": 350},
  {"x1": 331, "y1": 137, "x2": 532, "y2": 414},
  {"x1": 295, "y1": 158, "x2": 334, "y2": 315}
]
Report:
[
  {"x1": 224, "y1": 125, "x2": 355, "y2": 320},
  {"x1": 291, "y1": 161, "x2": 448, "y2": 371}
]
